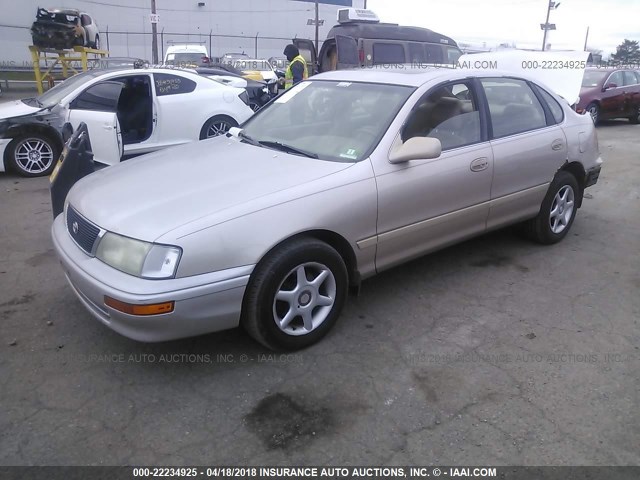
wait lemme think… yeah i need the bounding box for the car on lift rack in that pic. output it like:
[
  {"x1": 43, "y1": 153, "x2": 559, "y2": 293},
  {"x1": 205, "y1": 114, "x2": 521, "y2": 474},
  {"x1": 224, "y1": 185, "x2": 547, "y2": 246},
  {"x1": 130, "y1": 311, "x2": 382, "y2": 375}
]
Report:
[
  {"x1": 0, "y1": 68, "x2": 254, "y2": 177},
  {"x1": 31, "y1": 7, "x2": 101, "y2": 50}
]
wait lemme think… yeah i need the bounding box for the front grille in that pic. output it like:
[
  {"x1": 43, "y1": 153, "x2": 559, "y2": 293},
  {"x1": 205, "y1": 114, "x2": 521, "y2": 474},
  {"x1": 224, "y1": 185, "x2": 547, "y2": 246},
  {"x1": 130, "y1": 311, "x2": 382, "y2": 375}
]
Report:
[{"x1": 66, "y1": 206, "x2": 101, "y2": 255}]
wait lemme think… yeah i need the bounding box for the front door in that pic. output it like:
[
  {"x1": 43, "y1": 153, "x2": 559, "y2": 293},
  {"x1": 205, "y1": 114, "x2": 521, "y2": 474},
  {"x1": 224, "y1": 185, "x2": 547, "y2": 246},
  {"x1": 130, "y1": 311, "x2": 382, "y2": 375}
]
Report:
[
  {"x1": 66, "y1": 81, "x2": 123, "y2": 166},
  {"x1": 373, "y1": 80, "x2": 493, "y2": 272}
]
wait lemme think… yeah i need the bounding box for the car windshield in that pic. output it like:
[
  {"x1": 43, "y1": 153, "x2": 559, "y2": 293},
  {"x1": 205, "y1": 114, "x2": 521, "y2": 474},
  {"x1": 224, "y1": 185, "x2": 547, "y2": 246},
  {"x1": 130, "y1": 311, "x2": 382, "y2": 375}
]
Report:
[
  {"x1": 33, "y1": 70, "x2": 105, "y2": 108},
  {"x1": 241, "y1": 80, "x2": 414, "y2": 162},
  {"x1": 582, "y1": 70, "x2": 608, "y2": 87},
  {"x1": 234, "y1": 59, "x2": 273, "y2": 71}
]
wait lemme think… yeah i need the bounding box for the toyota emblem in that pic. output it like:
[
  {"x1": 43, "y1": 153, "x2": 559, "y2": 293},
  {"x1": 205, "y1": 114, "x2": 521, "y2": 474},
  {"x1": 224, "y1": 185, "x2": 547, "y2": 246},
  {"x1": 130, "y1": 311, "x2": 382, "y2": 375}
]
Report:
[{"x1": 72, "y1": 221, "x2": 79, "y2": 235}]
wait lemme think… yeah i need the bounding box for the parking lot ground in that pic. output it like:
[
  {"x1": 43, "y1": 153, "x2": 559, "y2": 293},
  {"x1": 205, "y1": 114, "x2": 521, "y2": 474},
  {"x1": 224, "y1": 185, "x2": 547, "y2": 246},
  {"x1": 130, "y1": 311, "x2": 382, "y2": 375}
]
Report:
[{"x1": 0, "y1": 119, "x2": 638, "y2": 466}]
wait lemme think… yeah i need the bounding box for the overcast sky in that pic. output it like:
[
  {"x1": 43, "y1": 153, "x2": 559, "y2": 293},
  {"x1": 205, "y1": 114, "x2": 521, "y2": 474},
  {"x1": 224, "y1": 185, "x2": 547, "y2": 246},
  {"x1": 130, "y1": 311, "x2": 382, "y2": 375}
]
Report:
[{"x1": 367, "y1": 0, "x2": 640, "y2": 56}]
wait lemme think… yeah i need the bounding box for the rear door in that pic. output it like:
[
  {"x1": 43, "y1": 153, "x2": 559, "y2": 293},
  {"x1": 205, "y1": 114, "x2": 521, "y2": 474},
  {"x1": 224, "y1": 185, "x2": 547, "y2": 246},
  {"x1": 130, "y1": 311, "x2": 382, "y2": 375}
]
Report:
[
  {"x1": 623, "y1": 70, "x2": 640, "y2": 117},
  {"x1": 292, "y1": 38, "x2": 318, "y2": 75},
  {"x1": 335, "y1": 35, "x2": 359, "y2": 70},
  {"x1": 66, "y1": 81, "x2": 123, "y2": 166},
  {"x1": 480, "y1": 77, "x2": 568, "y2": 229}
]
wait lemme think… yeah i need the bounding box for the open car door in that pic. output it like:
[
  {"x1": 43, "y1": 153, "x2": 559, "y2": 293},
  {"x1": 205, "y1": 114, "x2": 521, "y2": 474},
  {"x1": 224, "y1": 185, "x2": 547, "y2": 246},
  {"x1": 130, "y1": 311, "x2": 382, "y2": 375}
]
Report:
[
  {"x1": 292, "y1": 38, "x2": 318, "y2": 75},
  {"x1": 335, "y1": 35, "x2": 359, "y2": 70},
  {"x1": 66, "y1": 81, "x2": 123, "y2": 166}
]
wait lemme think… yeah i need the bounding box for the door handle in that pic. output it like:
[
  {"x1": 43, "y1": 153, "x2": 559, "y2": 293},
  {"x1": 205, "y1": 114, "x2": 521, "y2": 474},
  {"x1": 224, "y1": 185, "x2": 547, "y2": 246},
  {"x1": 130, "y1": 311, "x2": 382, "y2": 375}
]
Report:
[
  {"x1": 551, "y1": 139, "x2": 564, "y2": 151},
  {"x1": 102, "y1": 124, "x2": 114, "y2": 131},
  {"x1": 470, "y1": 157, "x2": 489, "y2": 172}
]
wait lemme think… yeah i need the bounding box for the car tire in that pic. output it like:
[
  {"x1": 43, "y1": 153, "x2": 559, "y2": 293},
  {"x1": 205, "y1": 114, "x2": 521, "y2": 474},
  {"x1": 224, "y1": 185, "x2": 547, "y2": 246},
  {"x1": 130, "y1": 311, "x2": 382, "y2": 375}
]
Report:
[
  {"x1": 586, "y1": 102, "x2": 599, "y2": 125},
  {"x1": 92, "y1": 35, "x2": 100, "y2": 50},
  {"x1": 199, "y1": 115, "x2": 238, "y2": 140},
  {"x1": 522, "y1": 171, "x2": 579, "y2": 245},
  {"x1": 241, "y1": 237, "x2": 349, "y2": 351},
  {"x1": 6, "y1": 133, "x2": 60, "y2": 177},
  {"x1": 628, "y1": 105, "x2": 640, "y2": 124}
]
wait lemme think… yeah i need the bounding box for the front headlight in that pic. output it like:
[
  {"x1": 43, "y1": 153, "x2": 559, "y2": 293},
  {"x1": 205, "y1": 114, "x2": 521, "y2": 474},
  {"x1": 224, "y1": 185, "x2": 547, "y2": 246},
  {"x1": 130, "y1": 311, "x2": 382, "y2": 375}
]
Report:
[{"x1": 95, "y1": 232, "x2": 182, "y2": 279}]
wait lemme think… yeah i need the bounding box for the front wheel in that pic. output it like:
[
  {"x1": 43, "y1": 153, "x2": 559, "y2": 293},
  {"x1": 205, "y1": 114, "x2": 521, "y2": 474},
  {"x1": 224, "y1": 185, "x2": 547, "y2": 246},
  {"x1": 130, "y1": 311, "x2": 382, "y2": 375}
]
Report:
[
  {"x1": 199, "y1": 115, "x2": 238, "y2": 139},
  {"x1": 241, "y1": 238, "x2": 348, "y2": 351},
  {"x1": 522, "y1": 171, "x2": 579, "y2": 245},
  {"x1": 6, "y1": 133, "x2": 59, "y2": 177},
  {"x1": 93, "y1": 35, "x2": 100, "y2": 50}
]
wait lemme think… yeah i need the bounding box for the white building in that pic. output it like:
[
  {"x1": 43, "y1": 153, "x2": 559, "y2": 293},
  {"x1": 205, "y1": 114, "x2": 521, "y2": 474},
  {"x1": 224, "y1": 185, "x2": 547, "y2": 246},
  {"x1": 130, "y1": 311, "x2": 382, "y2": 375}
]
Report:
[{"x1": 1, "y1": 0, "x2": 366, "y2": 65}]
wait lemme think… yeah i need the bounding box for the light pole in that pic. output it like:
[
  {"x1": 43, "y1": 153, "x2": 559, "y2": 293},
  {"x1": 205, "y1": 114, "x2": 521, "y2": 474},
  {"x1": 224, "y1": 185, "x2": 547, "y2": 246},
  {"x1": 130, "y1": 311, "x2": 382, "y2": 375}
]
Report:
[
  {"x1": 315, "y1": 1, "x2": 319, "y2": 54},
  {"x1": 541, "y1": 1, "x2": 560, "y2": 51},
  {"x1": 151, "y1": 0, "x2": 158, "y2": 63}
]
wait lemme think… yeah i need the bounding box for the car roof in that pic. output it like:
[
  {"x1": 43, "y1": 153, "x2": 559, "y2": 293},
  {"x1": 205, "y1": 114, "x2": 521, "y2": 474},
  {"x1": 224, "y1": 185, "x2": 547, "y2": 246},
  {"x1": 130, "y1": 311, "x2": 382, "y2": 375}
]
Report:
[
  {"x1": 326, "y1": 23, "x2": 459, "y2": 48},
  {"x1": 311, "y1": 67, "x2": 489, "y2": 87}
]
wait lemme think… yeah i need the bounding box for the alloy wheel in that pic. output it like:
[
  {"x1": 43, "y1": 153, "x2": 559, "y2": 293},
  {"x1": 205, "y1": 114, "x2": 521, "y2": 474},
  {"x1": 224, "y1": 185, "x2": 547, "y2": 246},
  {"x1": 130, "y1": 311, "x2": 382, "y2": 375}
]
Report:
[
  {"x1": 588, "y1": 105, "x2": 598, "y2": 124},
  {"x1": 549, "y1": 185, "x2": 575, "y2": 234},
  {"x1": 206, "y1": 121, "x2": 232, "y2": 138},
  {"x1": 14, "y1": 138, "x2": 54, "y2": 174},
  {"x1": 272, "y1": 262, "x2": 337, "y2": 336}
]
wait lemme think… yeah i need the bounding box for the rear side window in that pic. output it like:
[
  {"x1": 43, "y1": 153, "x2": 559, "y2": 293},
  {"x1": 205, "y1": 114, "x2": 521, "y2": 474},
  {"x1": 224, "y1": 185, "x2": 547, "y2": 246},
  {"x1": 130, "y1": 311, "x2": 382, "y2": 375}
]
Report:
[
  {"x1": 81, "y1": 14, "x2": 92, "y2": 26},
  {"x1": 481, "y1": 78, "x2": 547, "y2": 138},
  {"x1": 154, "y1": 73, "x2": 197, "y2": 96},
  {"x1": 372, "y1": 43, "x2": 405, "y2": 64},
  {"x1": 535, "y1": 86, "x2": 564, "y2": 124},
  {"x1": 424, "y1": 44, "x2": 444, "y2": 64},
  {"x1": 408, "y1": 43, "x2": 425, "y2": 63}
]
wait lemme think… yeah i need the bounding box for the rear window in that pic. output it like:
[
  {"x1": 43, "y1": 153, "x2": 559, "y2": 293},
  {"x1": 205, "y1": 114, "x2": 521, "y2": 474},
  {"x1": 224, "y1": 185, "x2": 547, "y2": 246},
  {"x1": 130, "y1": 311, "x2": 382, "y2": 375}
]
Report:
[{"x1": 372, "y1": 43, "x2": 406, "y2": 65}]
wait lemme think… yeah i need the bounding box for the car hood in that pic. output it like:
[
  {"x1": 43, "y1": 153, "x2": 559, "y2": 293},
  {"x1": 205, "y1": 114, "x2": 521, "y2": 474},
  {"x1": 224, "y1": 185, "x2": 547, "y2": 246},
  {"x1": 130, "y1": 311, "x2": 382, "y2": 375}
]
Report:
[
  {"x1": 459, "y1": 50, "x2": 590, "y2": 105},
  {"x1": 0, "y1": 100, "x2": 42, "y2": 120},
  {"x1": 577, "y1": 86, "x2": 599, "y2": 106},
  {"x1": 68, "y1": 137, "x2": 352, "y2": 242}
]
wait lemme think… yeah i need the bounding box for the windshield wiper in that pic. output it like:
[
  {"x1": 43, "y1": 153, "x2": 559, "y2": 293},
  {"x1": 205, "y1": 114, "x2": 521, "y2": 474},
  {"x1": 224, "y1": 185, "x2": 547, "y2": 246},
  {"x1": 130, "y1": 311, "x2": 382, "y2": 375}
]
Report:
[
  {"x1": 237, "y1": 131, "x2": 261, "y2": 147},
  {"x1": 258, "y1": 141, "x2": 319, "y2": 159}
]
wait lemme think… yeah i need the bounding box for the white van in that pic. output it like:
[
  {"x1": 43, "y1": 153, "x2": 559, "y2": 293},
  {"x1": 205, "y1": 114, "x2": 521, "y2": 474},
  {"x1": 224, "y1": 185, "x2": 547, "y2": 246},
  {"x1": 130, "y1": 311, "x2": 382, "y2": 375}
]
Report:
[{"x1": 164, "y1": 44, "x2": 210, "y2": 67}]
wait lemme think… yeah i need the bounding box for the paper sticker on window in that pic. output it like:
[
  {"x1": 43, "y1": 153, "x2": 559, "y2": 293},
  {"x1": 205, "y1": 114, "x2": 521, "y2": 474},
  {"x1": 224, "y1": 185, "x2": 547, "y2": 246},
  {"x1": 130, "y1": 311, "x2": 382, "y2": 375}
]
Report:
[
  {"x1": 339, "y1": 148, "x2": 358, "y2": 160},
  {"x1": 275, "y1": 81, "x2": 312, "y2": 103},
  {"x1": 336, "y1": 82, "x2": 352, "y2": 87}
]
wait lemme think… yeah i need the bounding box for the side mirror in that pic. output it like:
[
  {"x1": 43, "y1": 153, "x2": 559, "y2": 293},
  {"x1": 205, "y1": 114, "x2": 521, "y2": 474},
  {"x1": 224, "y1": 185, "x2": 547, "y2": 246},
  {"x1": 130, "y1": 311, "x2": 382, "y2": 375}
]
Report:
[
  {"x1": 389, "y1": 137, "x2": 442, "y2": 164},
  {"x1": 228, "y1": 127, "x2": 242, "y2": 138},
  {"x1": 603, "y1": 83, "x2": 618, "y2": 91}
]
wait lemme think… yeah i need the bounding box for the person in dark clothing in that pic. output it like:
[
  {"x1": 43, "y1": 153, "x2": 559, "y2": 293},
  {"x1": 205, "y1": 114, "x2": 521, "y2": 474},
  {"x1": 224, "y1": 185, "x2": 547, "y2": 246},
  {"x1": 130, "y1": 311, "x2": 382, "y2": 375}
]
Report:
[{"x1": 283, "y1": 44, "x2": 308, "y2": 89}]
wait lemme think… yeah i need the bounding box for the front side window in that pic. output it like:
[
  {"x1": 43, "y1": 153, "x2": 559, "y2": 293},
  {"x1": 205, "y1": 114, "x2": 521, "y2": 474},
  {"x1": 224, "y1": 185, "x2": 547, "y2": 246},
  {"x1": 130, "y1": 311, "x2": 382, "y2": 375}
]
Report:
[
  {"x1": 402, "y1": 82, "x2": 481, "y2": 150},
  {"x1": 372, "y1": 43, "x2": 406, "y2": 64},
  {"x1": 482, "y1": 78, "x2": 547, "y2": 138},
  {"x1": 154, "y1": 73, "x2": 197, "y2": 96},
  {"x1": 606, "y1": 71, "x2": 624, "y2": 88},
  {"x1": 241, "y1": 81, "x2": 414, "y2": 162},
  {"x1": 70, "y1": 81, "x2": 122, "y2": 112},
  {"x1": 446, "y1": 46, "x2": 462, "y2": 63}
]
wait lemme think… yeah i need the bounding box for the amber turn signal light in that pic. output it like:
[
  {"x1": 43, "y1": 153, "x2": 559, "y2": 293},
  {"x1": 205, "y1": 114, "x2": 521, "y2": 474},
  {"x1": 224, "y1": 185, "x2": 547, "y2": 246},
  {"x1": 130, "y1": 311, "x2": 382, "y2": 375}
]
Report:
[{"x1": 104, "y1": 296, "x2": 174, "y2": 316}]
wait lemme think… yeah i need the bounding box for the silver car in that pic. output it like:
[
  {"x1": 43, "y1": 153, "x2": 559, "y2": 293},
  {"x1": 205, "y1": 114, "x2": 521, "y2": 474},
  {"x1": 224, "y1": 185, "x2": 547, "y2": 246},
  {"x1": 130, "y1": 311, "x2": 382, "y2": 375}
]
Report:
[{"x1": 52, "y1": 67, "x2": 603, "y2": 350}]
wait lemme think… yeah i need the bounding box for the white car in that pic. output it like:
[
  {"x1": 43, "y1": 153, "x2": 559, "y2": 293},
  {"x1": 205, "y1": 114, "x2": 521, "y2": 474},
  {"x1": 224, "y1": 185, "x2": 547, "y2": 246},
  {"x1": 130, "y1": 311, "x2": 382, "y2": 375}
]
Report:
[
  {"x1": 0, "y1": 68, "x2": 254, "y2": 177},
  {"x1": 164, "y1": 44, "x2": 210, "y2": 67}
]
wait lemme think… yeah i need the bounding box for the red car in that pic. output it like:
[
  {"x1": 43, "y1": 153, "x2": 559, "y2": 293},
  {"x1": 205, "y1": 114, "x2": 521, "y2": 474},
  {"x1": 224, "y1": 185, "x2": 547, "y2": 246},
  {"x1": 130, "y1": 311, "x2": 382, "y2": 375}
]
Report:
[{"x1": 576, "y1": 68, "x2": 640, "y2": 124}]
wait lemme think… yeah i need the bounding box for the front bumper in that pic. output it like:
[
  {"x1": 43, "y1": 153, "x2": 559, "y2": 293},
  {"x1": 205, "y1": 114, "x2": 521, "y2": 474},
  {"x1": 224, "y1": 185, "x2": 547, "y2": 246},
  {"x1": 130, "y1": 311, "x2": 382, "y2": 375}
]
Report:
[{"x1": 51, "y1": 214, "x2": 253, "y2": 342}]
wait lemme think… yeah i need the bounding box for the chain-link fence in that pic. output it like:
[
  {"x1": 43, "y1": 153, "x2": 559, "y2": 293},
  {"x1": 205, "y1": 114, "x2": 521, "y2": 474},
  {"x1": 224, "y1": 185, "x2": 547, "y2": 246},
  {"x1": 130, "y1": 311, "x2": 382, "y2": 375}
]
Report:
[{"x1": 0, "y1": 23, "x2": 320, "y2": 68}]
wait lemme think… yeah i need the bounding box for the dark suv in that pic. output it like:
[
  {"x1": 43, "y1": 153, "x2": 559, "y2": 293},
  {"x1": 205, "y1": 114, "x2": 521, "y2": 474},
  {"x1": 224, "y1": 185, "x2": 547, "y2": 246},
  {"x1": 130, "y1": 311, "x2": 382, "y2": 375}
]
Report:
[{"x1": 577, "y1": 67, "x2": 640, "y2": 124}]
